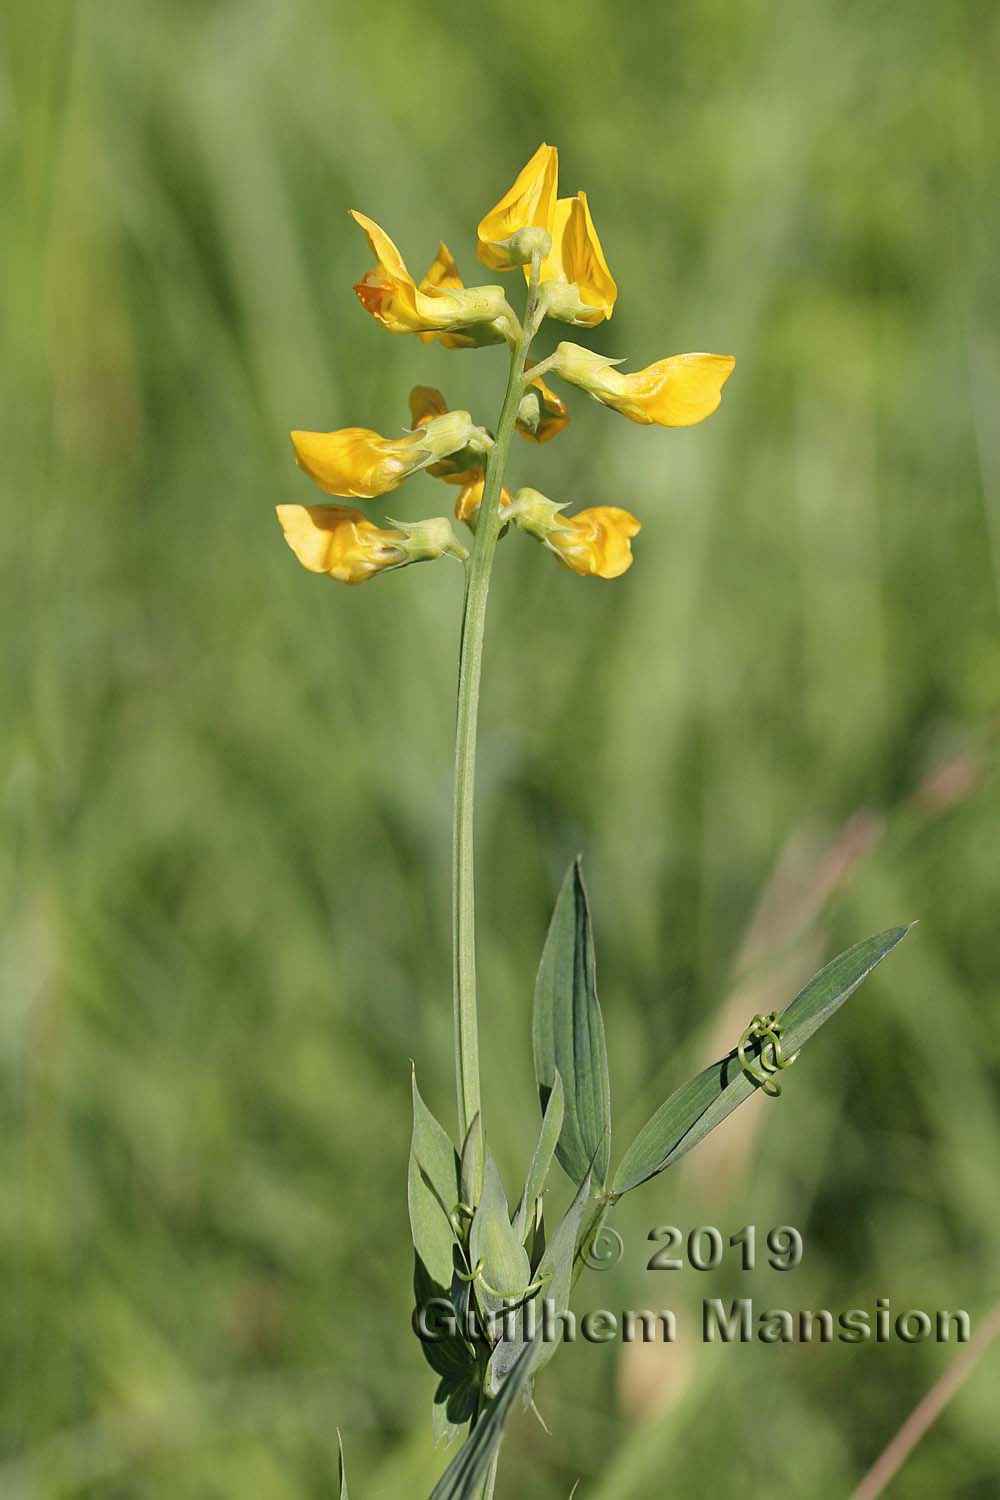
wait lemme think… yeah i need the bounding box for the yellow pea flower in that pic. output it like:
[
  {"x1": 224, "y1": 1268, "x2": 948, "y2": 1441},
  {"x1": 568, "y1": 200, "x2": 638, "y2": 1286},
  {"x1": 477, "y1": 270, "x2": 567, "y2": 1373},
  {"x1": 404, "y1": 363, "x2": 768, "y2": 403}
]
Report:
[
  {"x1": 276, "y1": 504, "x2": 406, "y2": 584},
  {"x1": 351, "y1": 211, "x2": 509, "y2": 337},
  {"x1": 509, "y1": 488, "x2": 640, "y2": 579},
  {"x1": 276, "y1": 505, "x2": 463, "y2": 585},
  {"x1": 536, "y1": 193, "x2": 617, "y2": 326},
  {"x1": 477, "y1": 143, "x2": 559, "y2": 270},
  {"x1": 548, "y1": 506, "x2": 640, "y2": 577},
  {"x1": 478, "y1": 145, "x2": 616, "y2": 324},
  {"x1": 551, "y1": 342, "x2": 735, "y2": 427},
  {"x1": 291, "y1": 409, "x2": 482, "y2": 499}
]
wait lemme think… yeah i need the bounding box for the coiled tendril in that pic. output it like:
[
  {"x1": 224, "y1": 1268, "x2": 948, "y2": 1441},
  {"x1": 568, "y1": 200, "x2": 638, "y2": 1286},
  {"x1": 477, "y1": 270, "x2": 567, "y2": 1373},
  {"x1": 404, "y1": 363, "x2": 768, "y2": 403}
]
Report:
[{"x1": 737, "y1": 1010, "x2": 799, "y2": 1098}]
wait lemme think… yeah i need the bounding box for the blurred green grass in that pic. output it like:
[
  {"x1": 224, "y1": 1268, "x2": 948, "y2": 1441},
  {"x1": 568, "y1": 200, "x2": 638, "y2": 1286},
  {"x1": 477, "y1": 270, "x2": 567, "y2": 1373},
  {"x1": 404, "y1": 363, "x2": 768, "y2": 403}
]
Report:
[{"x1": 3, "y1": 0, "x2": 1000, "y2": 1494}]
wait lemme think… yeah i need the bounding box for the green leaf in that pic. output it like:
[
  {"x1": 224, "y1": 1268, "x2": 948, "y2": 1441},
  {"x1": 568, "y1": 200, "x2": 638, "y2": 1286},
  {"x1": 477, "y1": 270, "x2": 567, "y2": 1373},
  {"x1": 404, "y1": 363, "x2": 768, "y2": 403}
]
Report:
[
  {"x1": 513, "y1": 1071, "x2": 564, "y2": 1242},
  {"x1": 533, "y1": 859, "x2": 612, "y2": 1188},
  {"x1": 432, "y1": 1367, "x2": 480, "y2": 1448},
  {"x1": 469, "y1": 1155, "x2": 531, "y2": 1321},
  {"x1": 408, "y1": 1067, "x2": 461, "y2": 1290},
  {"x1": 530, "y1": 1173, "x2": 591, "y2": 1376},
  {"x1": 612, "y1": 925, "x2": 913, "y2": 1196},
  {"x1": 337, "y1": 1431, "x2": 348, "y2": 1500},
  {"x1": 429, "y1": 1337, "x2": 538, "y2": 1500}
]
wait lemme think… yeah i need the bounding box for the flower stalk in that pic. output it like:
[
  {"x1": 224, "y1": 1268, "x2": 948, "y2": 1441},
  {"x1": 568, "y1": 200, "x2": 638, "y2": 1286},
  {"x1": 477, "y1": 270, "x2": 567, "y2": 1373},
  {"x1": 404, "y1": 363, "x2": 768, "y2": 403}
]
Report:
[{"x1": 451, "y1": 255, "x2": 544, "y2": 1176}]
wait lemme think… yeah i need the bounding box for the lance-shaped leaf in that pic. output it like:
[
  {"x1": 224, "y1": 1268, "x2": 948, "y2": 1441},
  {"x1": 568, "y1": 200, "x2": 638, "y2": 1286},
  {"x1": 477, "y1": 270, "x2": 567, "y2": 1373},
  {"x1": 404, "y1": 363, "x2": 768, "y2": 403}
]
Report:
[
  {"x1": 533, "y1": 859, "x2": 611, "y2": 1188},
  {"x1": 612, "y1": 925, "x2": 913, "y2": 1196},
  {"x1": 513, "y1": 1071, "x2": 564, "y2": 1243},
  {"x1": 430, "y1": 1336, "x2": 538, "y2": 1500},
  {"x1": 408, "y1": 1067, "x2": 461, "y2": 1290}
]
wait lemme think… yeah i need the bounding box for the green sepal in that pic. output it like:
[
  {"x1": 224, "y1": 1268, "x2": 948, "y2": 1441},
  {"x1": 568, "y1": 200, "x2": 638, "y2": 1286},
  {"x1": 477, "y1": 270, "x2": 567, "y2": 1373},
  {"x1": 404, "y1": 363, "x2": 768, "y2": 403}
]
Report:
[
  {"x1": 533, "y1": 859, "x2": 612, "y2": 1188},
  {"x1": 513, "y1": 1071, "x2": 564, "y2": 1243},
  {"x1": 612, "y1": 925, "x2": 913, "y2": 1196},
  {"x1": 408, "y1": 1066, "x2": 461, "y2": 1291}
]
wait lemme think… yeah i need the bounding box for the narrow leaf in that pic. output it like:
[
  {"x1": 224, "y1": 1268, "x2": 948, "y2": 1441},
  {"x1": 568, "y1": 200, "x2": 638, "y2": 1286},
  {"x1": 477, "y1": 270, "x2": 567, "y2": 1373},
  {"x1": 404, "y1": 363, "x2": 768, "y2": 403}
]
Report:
[
  {"x1": 408, "y1": 1067, "x2": 461, "y2": 1289},
  {"x1": 530, "y1": 1173, "x2": 592, "y2": 1376},
  {"x1": 613, "y1": 925, "x2": 913, "y2": 1196},
  {"x1": 533, "y1": 858, "x2": 612, "y2": 1187},
  {"x1": 430, "y1": 1337, "x2": 538, "y2": 1500},
  {"x1": 513, "y1": 1071, "x2": 564, "y2": 1242}
]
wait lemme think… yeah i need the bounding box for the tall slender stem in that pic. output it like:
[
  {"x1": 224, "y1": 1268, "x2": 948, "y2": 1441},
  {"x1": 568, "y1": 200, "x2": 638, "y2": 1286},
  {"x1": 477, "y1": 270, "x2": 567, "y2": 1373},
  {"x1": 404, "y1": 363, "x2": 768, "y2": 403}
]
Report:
[{"x1": 452, "y1": 261, "x2": 542, "y2": 1166}]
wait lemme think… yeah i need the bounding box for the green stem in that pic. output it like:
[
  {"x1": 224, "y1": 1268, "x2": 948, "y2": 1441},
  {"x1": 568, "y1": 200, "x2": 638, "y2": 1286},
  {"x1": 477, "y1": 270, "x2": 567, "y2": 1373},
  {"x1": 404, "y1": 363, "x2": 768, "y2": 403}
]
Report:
[{"x1": 452, "y1": 259, "x2": 542, "y2": 1174}]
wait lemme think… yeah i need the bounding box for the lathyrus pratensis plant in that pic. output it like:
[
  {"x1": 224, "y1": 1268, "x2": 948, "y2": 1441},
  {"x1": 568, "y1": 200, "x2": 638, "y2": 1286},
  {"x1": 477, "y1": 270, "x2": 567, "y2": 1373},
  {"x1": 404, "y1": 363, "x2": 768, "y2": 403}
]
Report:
[{"x1": 276, "y1": 145, "x2": 912, "y2": 1500}]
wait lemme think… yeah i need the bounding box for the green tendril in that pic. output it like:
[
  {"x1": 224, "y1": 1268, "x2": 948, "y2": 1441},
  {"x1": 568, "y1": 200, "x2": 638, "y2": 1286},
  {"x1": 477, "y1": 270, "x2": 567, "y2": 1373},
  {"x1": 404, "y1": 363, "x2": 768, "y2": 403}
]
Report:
[{"x1": 738, "y1": 1011, "x2": 800, "y2": 1098}]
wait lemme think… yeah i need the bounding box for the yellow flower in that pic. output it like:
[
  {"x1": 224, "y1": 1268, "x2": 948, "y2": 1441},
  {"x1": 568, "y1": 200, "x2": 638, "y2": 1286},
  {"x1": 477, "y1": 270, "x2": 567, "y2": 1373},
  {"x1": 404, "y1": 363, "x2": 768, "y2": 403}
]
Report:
[
  {"x1": 477, "y1": 145, "x2": 616, "y2": 324},
  {"x1": 276, "y1": 506, "x2": 464, "y2": 585},
  {"x1": 291, "y1": 409, "x2": 481, "y2": 499},
  {"x1": 549, "y1": 506, "x2": 640, "y2": 578},
  {"x1": 477, "y1": 143, "x2": 559, "y2": 271},
  {"x1": 350, "y1": 211, "x2": 508, "y2": 336},
  {"x1": 551, "y1": 342, "x2": 735, "y2": 427},
  {"x1": 518, "y1": 366, "x2": 570, "y2": 443},
  {"x1": 276, "y1": 504, "x2": 406, "y2": 584},
  {"x1": 536, "y1": 193, "x2": 617, "y2": 326},
  {"x1": 509, "y1": 488, "x2": 640, "y2": 579}
]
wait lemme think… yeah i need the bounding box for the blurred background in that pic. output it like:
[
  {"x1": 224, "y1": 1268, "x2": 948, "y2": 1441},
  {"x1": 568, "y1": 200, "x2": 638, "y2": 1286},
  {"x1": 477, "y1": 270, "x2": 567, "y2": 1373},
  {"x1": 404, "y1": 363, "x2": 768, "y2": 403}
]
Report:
[{"x1": 3, "y1": 0, "x2": 1000, "y2": 1495}]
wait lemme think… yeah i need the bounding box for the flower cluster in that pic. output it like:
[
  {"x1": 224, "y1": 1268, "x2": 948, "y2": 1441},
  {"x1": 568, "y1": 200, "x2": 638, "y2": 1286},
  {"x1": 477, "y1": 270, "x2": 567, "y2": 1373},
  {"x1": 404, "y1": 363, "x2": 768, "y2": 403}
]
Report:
[{"x1": 277, "y1": 144, "x2": 734, "y2": 585}]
